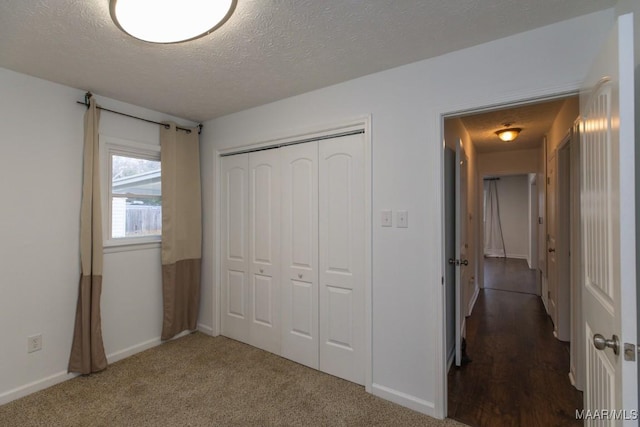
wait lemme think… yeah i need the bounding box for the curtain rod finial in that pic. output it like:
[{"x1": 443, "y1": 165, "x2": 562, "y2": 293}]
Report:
[{"x1": 84, "y1": 91, "x2": 93, "y2": 107}]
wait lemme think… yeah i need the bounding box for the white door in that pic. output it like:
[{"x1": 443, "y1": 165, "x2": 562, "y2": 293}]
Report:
[
  {"x1": 580, "y1": 14, "x2": 637, "y2": 422},
  {"x1": 455, "y1": 139, "x2": 468, "y2": 367},
  {"x1": 220, "y1": 154, "x2": 250, "y2": 343},
  {"x1": 248, "y1": 149, "x2": 281, "y2": 354},
  {"x1": 281, "y1": 142, "x2": 319, "y2": 369},
  {"x1": 319, "y1": 133, "x2": 365, "y2": 385}
]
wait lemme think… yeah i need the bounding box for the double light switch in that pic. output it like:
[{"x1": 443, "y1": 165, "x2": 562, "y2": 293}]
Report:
[{"x1": 381, "y1": 210, "x2": 408, "y2": 228}]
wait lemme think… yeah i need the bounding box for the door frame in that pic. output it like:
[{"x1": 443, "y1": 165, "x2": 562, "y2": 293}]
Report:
[
  {"x1": 214, "y1": 115, "x2": 373, "y2": 392},
  {"x1": 555, "y1": 132, "x2": 573, "y2": 343},
  {"x1": 438, "y1": 91, "x2": 578, "y2": 417}
]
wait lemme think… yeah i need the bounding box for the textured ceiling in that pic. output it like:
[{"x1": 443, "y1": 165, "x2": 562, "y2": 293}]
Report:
[
  {"x1": 458, "y1": 97, "x2": 572, "y2": 153},
  {"x1": 0, "y1": 1, "x2": 614, "y2": 122}
]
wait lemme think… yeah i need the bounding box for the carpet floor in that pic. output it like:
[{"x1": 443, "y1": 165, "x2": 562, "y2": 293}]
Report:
[{"x1": 0, "y1": 333, "x2": 467, "y2": 426}]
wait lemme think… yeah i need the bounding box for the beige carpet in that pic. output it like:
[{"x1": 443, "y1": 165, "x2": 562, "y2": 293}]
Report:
[{"x1": 1, "y1": 333, "x2": 466, "y2": 426}]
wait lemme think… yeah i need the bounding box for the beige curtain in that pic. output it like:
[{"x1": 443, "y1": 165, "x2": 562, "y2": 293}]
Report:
[
  {"x1": 160, "y1": 123, "x2": 202, "y2": 340},
  {"x1": 68, "y1": 97, "x2": 108, "y2": 374}
]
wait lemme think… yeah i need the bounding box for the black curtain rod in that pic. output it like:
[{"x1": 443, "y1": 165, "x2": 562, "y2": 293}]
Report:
[
  {"x1": 484, "y1": 177, "x2": 500, "y2": 181},
  {"x1": 76, "y1": 97, "x2": 202, "y2": 135}
]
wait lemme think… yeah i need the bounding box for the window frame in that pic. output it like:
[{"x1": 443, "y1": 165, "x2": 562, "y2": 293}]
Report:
[{"x1": 99, "y1": 135, "x2": 162, "y2": 251}]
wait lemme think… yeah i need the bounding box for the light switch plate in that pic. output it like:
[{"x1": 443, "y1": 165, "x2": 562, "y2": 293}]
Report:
[
  {"x1": 397, "y1": 210, "x2": 408, "y2": 228},
  {"x1": 381, "y1": 210, "x2": 392, "y2": 227}
]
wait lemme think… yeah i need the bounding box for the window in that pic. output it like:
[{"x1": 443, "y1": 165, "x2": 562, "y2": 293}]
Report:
[{"x1": 101, "y1": 136, "x2": 161, "y2": 247}]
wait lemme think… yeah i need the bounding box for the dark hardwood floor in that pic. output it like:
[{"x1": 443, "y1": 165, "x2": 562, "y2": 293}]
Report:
[
  {"x1": 448, "y1": 258, "x2": 582, "y2": 427},
  {"x1": 483, "y1": 257, "x2": 538, "y2": 295}
]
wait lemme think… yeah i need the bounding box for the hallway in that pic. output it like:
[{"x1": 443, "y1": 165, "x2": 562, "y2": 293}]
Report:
[{"x1": 447, "y1": 258, "x2": 582, "y2": 427}]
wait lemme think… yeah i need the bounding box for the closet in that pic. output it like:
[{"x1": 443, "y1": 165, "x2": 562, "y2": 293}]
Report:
[{"x1": 220, "y1": 133, "x2": 365, "y2": 385}]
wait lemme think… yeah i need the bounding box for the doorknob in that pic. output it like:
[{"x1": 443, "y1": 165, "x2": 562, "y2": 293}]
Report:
[
  {"x1": 448, "y1": 258, "x2": 457, "y2": 265},
  {"x1": 593, "y1": 333, "x2": 620, "y2": 355},
  {"x1": 548, "y1": 248, "x2": 556, "y2": 253},
  {"x1": 461, "y1": 259, "x2": 469, "y2": 266}
]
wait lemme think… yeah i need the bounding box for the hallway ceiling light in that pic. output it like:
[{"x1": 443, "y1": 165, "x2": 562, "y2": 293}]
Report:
[
  {"x1": 110, "y1": 0, "x2": 236, "y2": 44},
  {"x1": 495, "y1": 125, "x2": 521, "y2": 142}
]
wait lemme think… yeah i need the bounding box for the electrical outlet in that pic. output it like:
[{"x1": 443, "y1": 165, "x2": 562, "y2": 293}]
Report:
[
  {"x1": 381, "y1": 210, "x2": 392, "y2": 227},
  {"x1": 397, "y1": 210, "x2": 409, "y2": 228},
  {"x1": 27, "y1": 334, "x2": 42, "y2": 353}
]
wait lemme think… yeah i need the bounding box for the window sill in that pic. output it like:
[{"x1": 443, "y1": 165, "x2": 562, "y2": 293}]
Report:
[{"x1": 104, "y1": 239, "x2": 161, "y2": 254}]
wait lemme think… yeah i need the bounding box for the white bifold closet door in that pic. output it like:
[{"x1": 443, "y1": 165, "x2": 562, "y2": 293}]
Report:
[
  {"x1": 220, "y1": 133, "x2": 365, "y2": 386},
  {"x1": 248, "y1": 149, "x2": 281, "y2": 354},
  {"x1": 319, "y1": 134, "x2": 365, "y2": 385},
  {"x1": 220, "y1": 154, "x2": 250, "y2": 343},
  {"x1": 221, "y1": 149, "x2": 281, "y2": 354},
  {"x1": 281, "y1": 142, "x2": 319, "y2": 369}
]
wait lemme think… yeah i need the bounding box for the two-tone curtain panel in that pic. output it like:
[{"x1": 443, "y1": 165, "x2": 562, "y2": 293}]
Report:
[
  {"x1": 68, "y1": 96, "x2": 108, "y2": 374},
  {"x1": 160, "y1": 123, "x2": 202, "y2": 340}
]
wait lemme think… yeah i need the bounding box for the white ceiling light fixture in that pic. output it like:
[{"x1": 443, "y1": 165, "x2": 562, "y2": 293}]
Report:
[
  {"x1": 110, "y1": 0, "x2": 236, "y2": 44},
  {"x1": 495, "y1": 124, "x2": 522, "y2": 142}
]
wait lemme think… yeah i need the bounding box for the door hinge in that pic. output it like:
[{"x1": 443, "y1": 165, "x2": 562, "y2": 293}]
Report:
[
  {"x1": 441, "y1": 276, "x2": 444, "y2": 285},
  {"x1": 624, "y1": 343, "x2": 638, "y2": 361}
]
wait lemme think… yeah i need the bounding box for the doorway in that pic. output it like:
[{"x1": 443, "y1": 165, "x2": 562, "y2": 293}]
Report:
[{"x1": 443, "y1": 95, "x2": 583, "y2": 426}]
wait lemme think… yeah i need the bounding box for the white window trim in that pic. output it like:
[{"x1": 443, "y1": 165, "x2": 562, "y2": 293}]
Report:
[{"x1": 99, "y1": 135, "x2": 161, "y2": 251}]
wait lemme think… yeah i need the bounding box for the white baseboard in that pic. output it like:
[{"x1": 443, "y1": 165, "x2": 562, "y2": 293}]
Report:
[
  {"x1": 447, "y1": 345, "x2": 455, "y2": 371},
  {"x1": 467, "y1": 286, "x2": 479, "y2": 317},
  {"x1": 371, "y1": 383, "x2": 436, "y2": 417},
  {"x1": 106, "y1": 337, "x2": 163, "y2": 364},
  {"x1": 569, "y1": 371, "x2": 577, "y2": 387},
  {"x1": 0, "y1": 370, "x2": 79, "y2": 406},
  {"x1": 484, "y1": 253, "x2": 528, "y2": 260},
  {"x1": 197, "y1": 323, "x2": 215, "y2": 336},
  {"x1": 461, "y1": 318, "x2": 466, "y2": 340},
  {"x1": 106, "y1": 329, "x2": 194, "y2": 364}
]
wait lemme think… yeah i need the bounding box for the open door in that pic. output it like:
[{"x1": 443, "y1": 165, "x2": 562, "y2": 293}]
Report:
[
  {"x1": 580, "y1": 13, "x2": 637, "y2": 421},
  {"x1": 454, "y1": 139, "x2": 468, "y2": 367}
]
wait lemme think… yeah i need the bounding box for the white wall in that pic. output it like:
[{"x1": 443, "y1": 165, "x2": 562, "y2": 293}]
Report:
[
  {"x1": 0, "y1": 67, "x2": 196, "y2": 404},
  {"x1": 483, "y1": 175, "x2": 530, "y2": 259},
  {"x1": 200, "y1": 10, "x2": 614, "y2": 417},
  {"x1": 478, "y1": 148, "x2": 540, "y2": 176},
  {"x1": 546, "y1": 97, "x2": 579, "y2": 154}
]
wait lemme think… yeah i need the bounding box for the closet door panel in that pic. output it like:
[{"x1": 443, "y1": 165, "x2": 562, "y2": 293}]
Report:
[
  {"x1": 220, "y1": 154, "x2": 250, "y2": 343},
  {"x1": 248, "y1": 149, "x2": 281, "y2": 354},
  {"x1": 319, "y1": 134, "x2": 365, "y2": 385},
  {"x1": 281, "y1": 142, "x2": 319, "y2": 369}
]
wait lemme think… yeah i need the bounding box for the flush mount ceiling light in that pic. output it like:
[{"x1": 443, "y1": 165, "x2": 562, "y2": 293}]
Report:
[
  {"x1": 495, "y1": 124, "x2": 522, "y2": 142},
  {"x1": 110, "y1": 0, "x2": 236, "y2": 44}
]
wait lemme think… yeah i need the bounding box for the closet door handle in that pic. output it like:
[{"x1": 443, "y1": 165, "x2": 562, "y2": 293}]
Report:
[
  {"x1": 260, "y1": 268, "x2": 264, "y2": 273},
  {"x1": 298, "y1": 273, "x2": 303, "y2": 279}
]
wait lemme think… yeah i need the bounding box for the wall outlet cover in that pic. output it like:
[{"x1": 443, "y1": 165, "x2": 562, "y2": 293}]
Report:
[
  {"x1": 397, "y1": 210, "x2": 408, "y2": 228},
  {"x1": 381, "y1": 210, "x2": 392, "y2": 227},
  {"x1": 27, "y1": 334, "x2": 42, "y2": 353}
]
